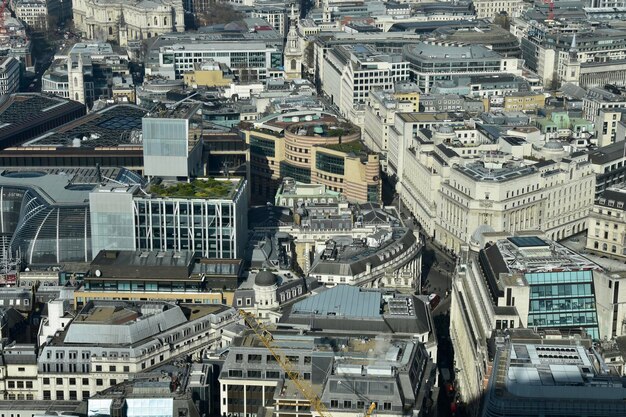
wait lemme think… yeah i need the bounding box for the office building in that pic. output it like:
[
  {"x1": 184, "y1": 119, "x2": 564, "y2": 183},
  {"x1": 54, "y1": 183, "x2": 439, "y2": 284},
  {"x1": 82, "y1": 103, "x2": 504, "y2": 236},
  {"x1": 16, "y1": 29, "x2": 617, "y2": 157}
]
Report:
[
  {"x1": 72, "y1": 0, "x2": 184, "y2": 44},
  {"x1": 0, "y1": 167, "x2": 140, "y2": 265},
  {"x1": 0, "y1": 93, "x2": 85, "y2": 150},
  {"x1": 13, "y1": 0, "x2": 48, "y2": 30},
  {"x1": 220, "y1": 287, "x2": 437, "y2": 417},
  {"x1": 309, "y1": 227, "x2": 421, "y2": 288},
  {"x1": 586, "y1": 186, "x2": 626, "y2": 260},
  {"x1": 182, "y1": 60, "x2": 234, "y2": 88},
  {"x1": 472, "y1": 0, "x2": 526, "y2": 18},
  {"x1": 145, "y1": 24, "x2": 283, "y2": 82},
  {"x1": 75, "y1": 249, "x2": 242, "y2": 307},
  {"x1": 403, "y1": 41, "x2": 522, "y2": 93},
  {"x1": 282, "y1": 285, "x2": 437, "y2": 352},
  {"x1": 0, "y1": 57, "x2": 20, "y2": 96},
  {"x1": 590, "y1": 141, "x2": 626, "y2": 198},
  {"x1": 451, "y1": 235, "x2": 608, "y2": 415},
  {"x1": 583, "y1": 87, "x2": 626, "y2": 147},
  {"x1": 241, "y1": 110, "x2": 380, "y2": 204},
  {"x1": 1, "y1": 104, "x2": 145, "y2": 169},
  {"x1": 482, "y1": 338, "x2": 626, "y2": 417},
  {"x1": 89, "y1": 177, "x2": 249, "y2": 260},
  {"x1": 37, "y1": 300, "x2": 240, "y2": 401},
  {"x1": 322, "y1": 44, "x2": 410, "y2": 123},
  {"x1": 142, "y1": 101, "x2": 204, "y2": 179}
]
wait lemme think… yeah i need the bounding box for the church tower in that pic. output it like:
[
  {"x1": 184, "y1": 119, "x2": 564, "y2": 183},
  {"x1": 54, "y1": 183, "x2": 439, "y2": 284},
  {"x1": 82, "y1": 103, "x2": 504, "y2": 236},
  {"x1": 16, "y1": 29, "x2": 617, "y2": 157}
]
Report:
[
  {"x1": 68, "y1": 53, "x2": 86, "y2": 105},
  {"x1": 284, "y1": 4, "x2": 303, "y2": 80},
  {"x1": 562, "y1": 34, "x2": 581, "y2": 86}
]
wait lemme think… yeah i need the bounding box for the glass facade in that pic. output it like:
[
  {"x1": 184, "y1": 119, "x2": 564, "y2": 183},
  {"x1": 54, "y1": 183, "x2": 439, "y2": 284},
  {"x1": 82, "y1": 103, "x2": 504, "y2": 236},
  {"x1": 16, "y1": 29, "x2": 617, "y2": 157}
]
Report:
[
  {"x1": 316, "y1": 152, "x2": 345, "y2": 175},
  {"x1": 526, "y1": 270, "x2": 599, "y2": 339},
  {"x1": 280, "y1": 162, "x2": 311, "y2": 183},
  {"x1": 7, "y1": 188, "x2": 91, "y2": 264},
  {"x1": 134, "y1": 199, "x2": 235, "y2": 258},
  {"x1": 249, "y1": 135, "x2": 275, "y2": 158},
  {"x1": 367, "y1": 184, "x2": 379, "y2": 202}
]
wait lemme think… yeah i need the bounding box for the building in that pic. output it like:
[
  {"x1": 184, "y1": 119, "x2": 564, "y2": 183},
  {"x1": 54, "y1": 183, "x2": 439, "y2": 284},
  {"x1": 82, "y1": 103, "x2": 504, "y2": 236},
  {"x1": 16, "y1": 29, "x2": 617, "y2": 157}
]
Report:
[
  {"x1": 590, "y1": 141, "x2": 626, "y2": 198},
  {"x1": 145, "y1": 25, "x2": 283, "y2": 82},
  {"x1": 87, "y1": 362, "x2": 209, "y2": 417},
  {"x1": 503, "y1": 92, "x2": 546, "y2": 112},
  {"x1": 308, "y1": 227, "x2": 421, "y2": 289},
  {"x1": 0, "y1": 167, "x2": 141, "y2": 265},
  {"x1": 182, "y1": 61, "x2": 234, "y2": 88},
  {"x1": 403, "y1": 41, "x2": 521, "y2": 93},
  {"x1": 450, "y1": 236, "x2": 607, "y2": 416},
  {"x1": 37, "y1": 300, "x2": 240, "y2": 401},
  {"x1": 482, "y1": 337, "x2": 626, "y2": 417},
  {"x1": 586, "y1": 186, "x2": 626, "y2": 260},
  {"x1": 89, "y1": 177, "x2": 249, "y2": 260},
  {"x1": 0, "y1": 57, "x2": 20, "y2": 96},
  {"x1": 0, "y1": 93, "x2": 85, "y2": 150},
  {"x1": 43, "y1": 43, "x2": 133, "y2": 107},
  {"x1": 75, "y1": 249, "x2": 242, "y2": 307},
  {"x1": 393, "y1": 123, "x2": 595, "y2": 252},
  {"x1": 472, "y1": 0, "x2": 526, "y2": 18},
  {"x1": 241, "y1": 110, "x2": 380, "y2": 204},
  {"x1": 232, "y1": 269, "x2": 309, "y2": 323},
  {"x1": 583, "y1": 87, "x2": 626, "y2": 147},
  {"x1": 220, "y1": 305, "x2": 436, "y2": 417},
  {"x1": 142, "y1": 101, "x2": 204, "y2": 179},
  {"x1": 274, "y1": 177, "x2": 343, "y2": 207},
  {"x1": 72, "y1": 0, "x2": 184, "y2": 44},
  {"x1": 0, "y1": 104, "x2": 144, "y2": 169},
  {"x1": 322, "y1": 44, "x2": 410, "y2": 123},
  {"x1": 13, "y1": 0, "x2": 48, "y2": 30}
]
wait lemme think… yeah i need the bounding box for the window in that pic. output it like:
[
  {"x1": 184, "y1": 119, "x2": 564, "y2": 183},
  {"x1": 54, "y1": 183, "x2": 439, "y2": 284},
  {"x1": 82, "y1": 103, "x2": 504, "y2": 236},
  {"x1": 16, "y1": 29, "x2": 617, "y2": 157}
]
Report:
[
  {"x1": 95, "y1": 365, "x2": 102, "y2": 372},
  {"x1": 25, "y1": 381, "x2": 32, "y2": 389},
  {"x1": 82, "y1": 378, "x2": 89, "y2": 385},
  {"x1": 110, "y1": 379, "x2": 117, "y2": 386},
  {"x1": 56, "y1": 378, "x2": 62, "y2": 385},
  {"x1": 82, "y1": 391, "x2": 90, "y2": 400},
  {"x1": 43, "y1": 378, "x2": 50, "y2": 385},
  {"x1": 123, "y1": 366, "x2": 129, "y2": 372},
  {"x1": 110, "y1": 366, "x2": 116, "y2": 372},
  {"x1": 96, "y1": 379, "x2": 103, "y2": 386},
  {"x1": 7, "y1": 381, "x2": 14, "y2": 388},
  {"x1": 331, "y1": 400, "x2": 339, "y2": 408},
  {"x1": 344, "y1": 400, "x2": 352, "y2": 408},
  {"x1": 383, "y1": 402, "x2": 392, "y2": 411},
  {"x1": 43, "y1": 390, "x2": 51, "y2": 400},
  {"x1": 56, "y1": 391, "x2": 64, "y2": 400}
]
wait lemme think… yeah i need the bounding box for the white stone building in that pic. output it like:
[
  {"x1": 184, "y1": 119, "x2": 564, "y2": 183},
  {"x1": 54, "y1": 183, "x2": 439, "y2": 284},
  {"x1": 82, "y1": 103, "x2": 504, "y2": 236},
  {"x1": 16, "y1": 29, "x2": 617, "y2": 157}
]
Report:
[
  {"x1": 72, "y1": 0, "x2": 185, "y2": 45},
  {"x1": 392, "y1": 122, "x2": 596, "y2": 253},
  {"x1": 14, "y1": 0, "x2": 48, "y2": 30}
]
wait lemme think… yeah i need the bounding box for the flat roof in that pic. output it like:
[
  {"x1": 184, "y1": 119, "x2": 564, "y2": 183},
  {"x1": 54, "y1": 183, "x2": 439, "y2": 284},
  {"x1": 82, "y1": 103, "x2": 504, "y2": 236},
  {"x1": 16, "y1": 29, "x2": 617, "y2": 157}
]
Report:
[
  {"x1": 290, "y1": 285, "x2": 382, "y2": 319},
  {"x1": 24, "y1": 104, "x2": 146, "y2": 148}
]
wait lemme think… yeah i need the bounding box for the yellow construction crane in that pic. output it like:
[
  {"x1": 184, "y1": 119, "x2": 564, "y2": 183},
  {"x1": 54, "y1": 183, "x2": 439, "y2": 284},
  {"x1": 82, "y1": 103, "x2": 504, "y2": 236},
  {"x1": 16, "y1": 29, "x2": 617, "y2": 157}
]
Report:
[{"x1": 239, "y1": 310, "x2": 377, "y2": 417}]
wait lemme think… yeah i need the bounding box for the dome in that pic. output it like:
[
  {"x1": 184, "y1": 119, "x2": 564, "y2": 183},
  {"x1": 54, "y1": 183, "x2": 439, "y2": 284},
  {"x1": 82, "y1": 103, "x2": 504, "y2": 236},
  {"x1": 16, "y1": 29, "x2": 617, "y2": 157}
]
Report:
[
  {"x1": 471, "y1": 224, "x2": 495, "y2": 244},
  {"x1": 543, "y1": 140, "x2": 564, "y2": 150},
  {"x1": 255, "y1": 270, "x2": 278, "y2": 287}
]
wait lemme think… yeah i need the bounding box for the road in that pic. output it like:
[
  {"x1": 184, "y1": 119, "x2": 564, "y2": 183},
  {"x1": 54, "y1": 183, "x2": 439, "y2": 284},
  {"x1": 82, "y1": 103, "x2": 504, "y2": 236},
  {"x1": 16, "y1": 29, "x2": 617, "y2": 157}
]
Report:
[{"x1": 392, "y1": 195, "x2": 460, "y2": 417}]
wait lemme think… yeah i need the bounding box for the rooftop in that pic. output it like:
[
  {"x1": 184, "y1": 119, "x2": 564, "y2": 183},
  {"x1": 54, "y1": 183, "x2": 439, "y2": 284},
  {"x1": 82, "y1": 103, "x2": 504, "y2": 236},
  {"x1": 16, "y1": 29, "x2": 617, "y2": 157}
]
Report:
[
  {"x1": 0, "y1": 167, "x2": 135, "y2": 205},
  {"x1": 484, "y1": 236, "x2": 601, "y2": 275},
  {"x1": 149, "y1": 178, "x2": 236, "y2": 199},
  {"x1": 24, "y1": 104, "x2": 146, "y2": 148}
]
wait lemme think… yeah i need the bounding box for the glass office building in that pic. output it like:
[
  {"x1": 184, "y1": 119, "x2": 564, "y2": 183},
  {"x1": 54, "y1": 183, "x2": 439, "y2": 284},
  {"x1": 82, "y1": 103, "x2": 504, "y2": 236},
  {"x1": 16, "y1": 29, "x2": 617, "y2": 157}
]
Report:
[
  {"x1": 90, "y1": 177, "x2": 249, "y2": 260},
  {"x1": 526, "y1": 270, "x2": 599, "y2": 339}
]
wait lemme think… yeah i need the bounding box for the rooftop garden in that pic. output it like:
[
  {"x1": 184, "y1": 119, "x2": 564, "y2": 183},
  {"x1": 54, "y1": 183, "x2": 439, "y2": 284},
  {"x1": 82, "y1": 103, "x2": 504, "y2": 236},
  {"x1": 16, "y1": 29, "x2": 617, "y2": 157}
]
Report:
[
  {"x1": 321, "y1": 140, "x2": 368, "y2": 154},
  {"x1": 150, "y1": 178, "x2": 234, "y2": 199}
]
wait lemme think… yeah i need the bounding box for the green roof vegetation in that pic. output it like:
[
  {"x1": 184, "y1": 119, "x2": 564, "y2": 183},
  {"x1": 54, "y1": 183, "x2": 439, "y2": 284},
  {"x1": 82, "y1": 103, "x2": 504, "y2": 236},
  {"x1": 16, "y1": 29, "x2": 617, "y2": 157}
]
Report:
[
  {"x1": 150, "y1": 178, "x2": 234, "y2": 199},
  {"x1": 321, "y1": 140, "x2": 367, "y2": 154}
]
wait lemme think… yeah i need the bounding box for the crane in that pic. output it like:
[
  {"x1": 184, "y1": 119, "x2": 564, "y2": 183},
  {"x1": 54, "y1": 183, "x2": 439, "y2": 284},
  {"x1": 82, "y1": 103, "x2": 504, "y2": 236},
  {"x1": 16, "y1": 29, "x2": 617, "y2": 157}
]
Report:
[{"x1": 239, "y1": 310, "x2": 377, "y2": 417}]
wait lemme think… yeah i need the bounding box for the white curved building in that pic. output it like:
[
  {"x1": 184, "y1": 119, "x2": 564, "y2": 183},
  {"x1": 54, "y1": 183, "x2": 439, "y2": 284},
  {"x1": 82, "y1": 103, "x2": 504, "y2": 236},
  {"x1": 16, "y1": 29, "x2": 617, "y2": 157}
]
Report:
[{"x1": 72, "y1": 0, "x2": 185, "y2": 45}]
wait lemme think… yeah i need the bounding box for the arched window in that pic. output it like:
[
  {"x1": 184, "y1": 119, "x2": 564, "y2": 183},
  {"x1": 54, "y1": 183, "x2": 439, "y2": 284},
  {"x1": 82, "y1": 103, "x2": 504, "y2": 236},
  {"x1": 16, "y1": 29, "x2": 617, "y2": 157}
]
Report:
[
  {"x1": 73, "y1": 76, "x2": 78, "y2": 87},
  {"x1": 290, "y1": 59, "x2": 296, "y2": 70},
  {"x1": 108, "y1": 27, "x2": 113, "y2": 35},
  {"x1": 164, "y1": 17, "x2": 168, "y2": 26},
  {"x1": 603, "y1": 243, "x2": 608, "y2": 251},
  {"x1": 147, "y1": 32, "x2": 151, "y2": 38},
  {"x1": 154, "y1": 16, "x2": 158, "y2": 26},
  {"x1": 75, "y1": 93, "x2": 79, "y2": 101}
]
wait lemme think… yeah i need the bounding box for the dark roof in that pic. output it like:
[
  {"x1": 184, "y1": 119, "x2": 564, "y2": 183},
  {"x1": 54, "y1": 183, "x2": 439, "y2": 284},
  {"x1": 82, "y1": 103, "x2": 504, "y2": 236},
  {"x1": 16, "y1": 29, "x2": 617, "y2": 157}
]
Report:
[
  {"x1": 436, "y1": 144, "x2": 459, "y2": 158},
  {"x1": 479, "y1": 246, "x2": 507, "y2": 301},
  {"x1": 255, "y1": 270, "x2": 278, "y2": 286},
  {"x1": 597, "y1": 189, "x2": 626, "y2": 210},
  {"x1": 90, "y1": 250, "x2": 196, "y2": 280},
  {"x1": 589, "y1": 141, "x2": 626, "y2": 165}
]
